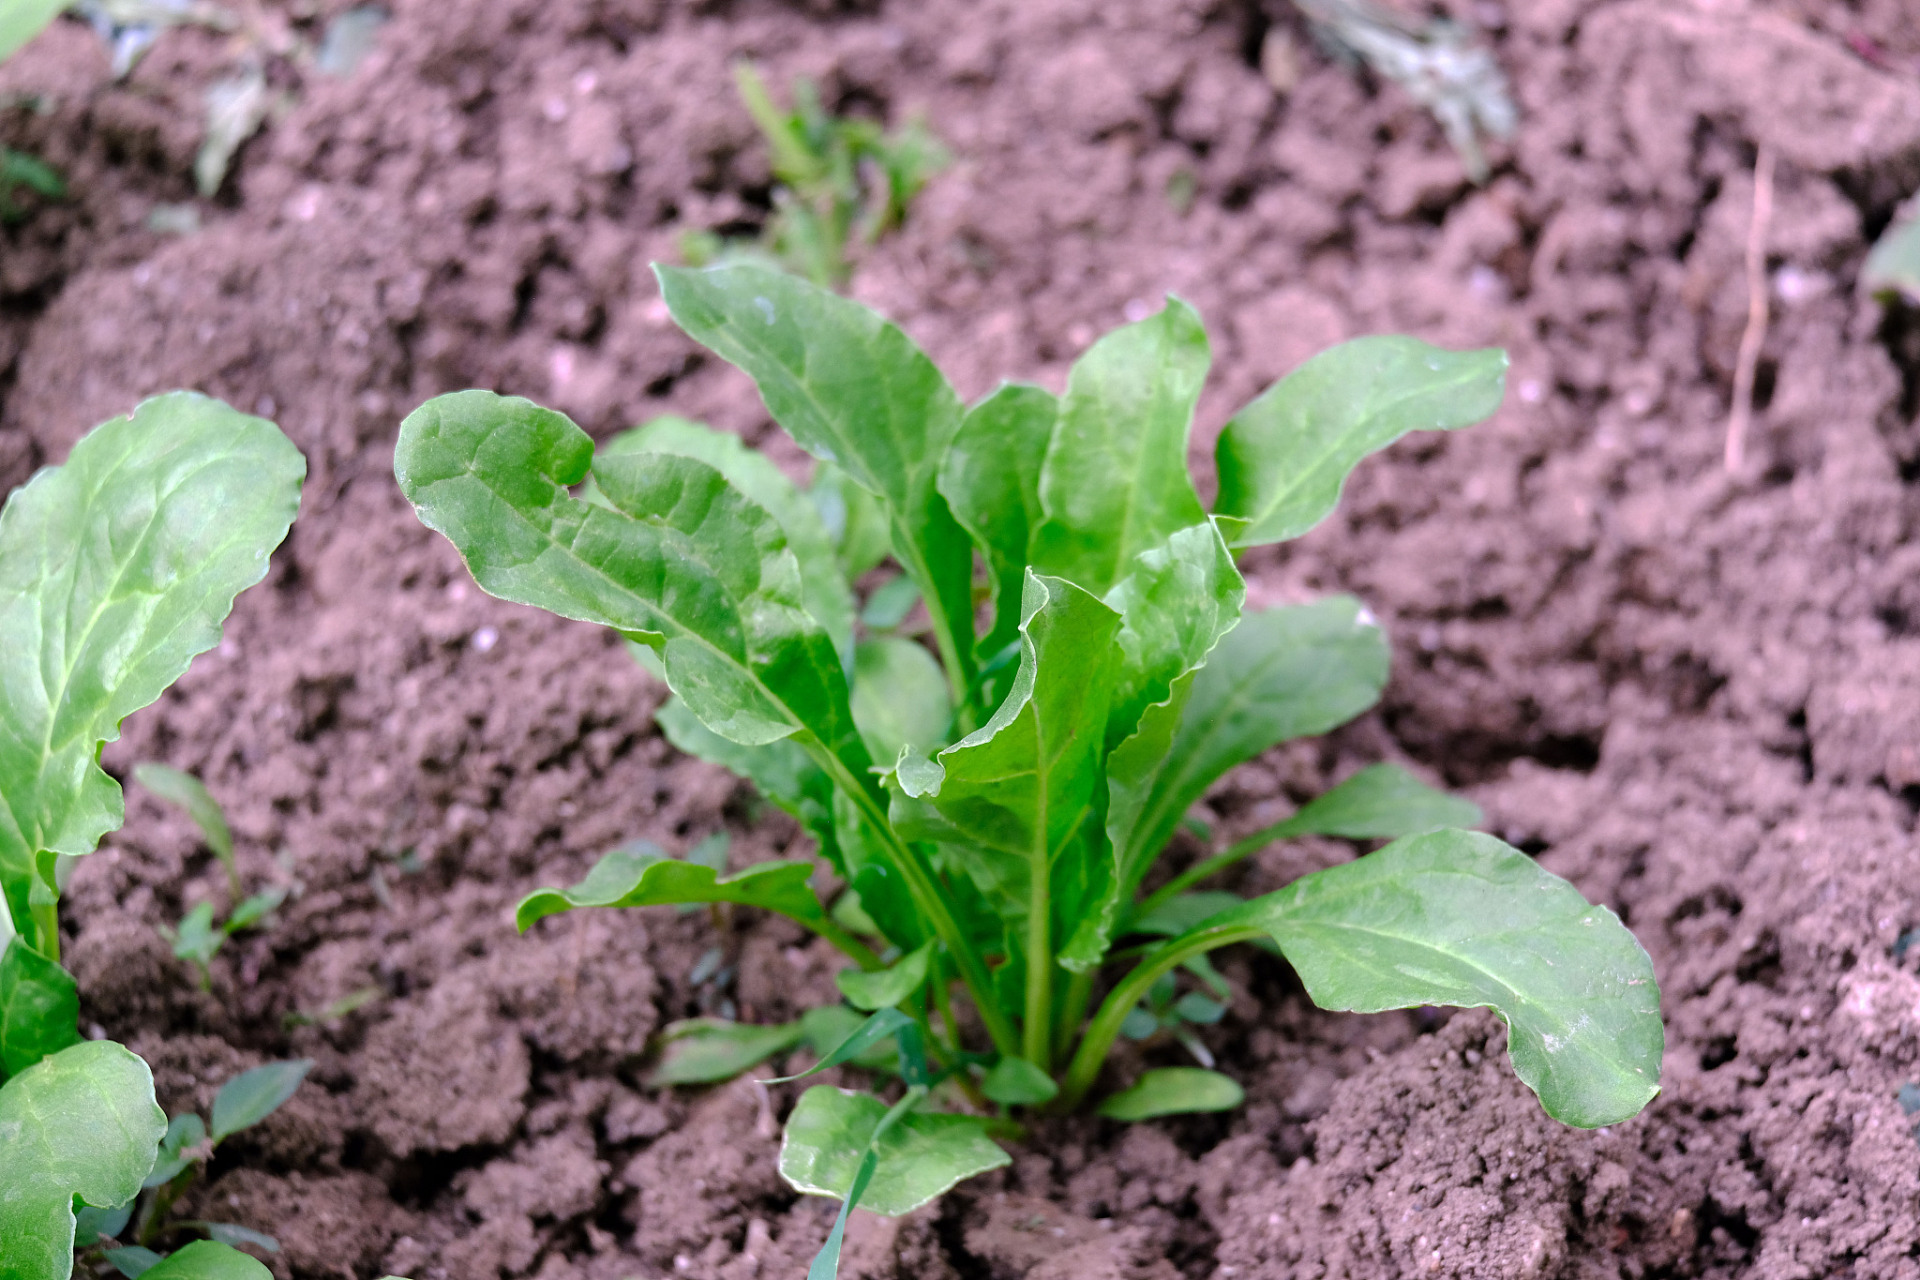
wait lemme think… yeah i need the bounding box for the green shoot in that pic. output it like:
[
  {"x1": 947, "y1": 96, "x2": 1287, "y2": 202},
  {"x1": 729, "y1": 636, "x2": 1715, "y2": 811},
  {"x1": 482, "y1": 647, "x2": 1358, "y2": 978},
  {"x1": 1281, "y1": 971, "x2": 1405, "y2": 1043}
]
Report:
[{"x1": 135, "y1": 765, "x2": 284, "y2": 989}]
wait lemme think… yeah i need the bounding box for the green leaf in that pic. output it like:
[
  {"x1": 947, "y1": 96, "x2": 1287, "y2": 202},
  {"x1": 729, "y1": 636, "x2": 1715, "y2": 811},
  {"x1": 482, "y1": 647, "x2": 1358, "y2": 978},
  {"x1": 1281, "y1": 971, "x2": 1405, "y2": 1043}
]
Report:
[
  {"x1": 169, "y1": 901, "x2": 223, "y2": 969},
  {"x1": 654, "y1": 697, "x2": 840, "y2": 871},
  {"x1": 981, "y1": 1056, "x2": 1058, "y2": 1105},
  {"x1": 515, "y1": 843, "x2": 827, "y2": 932},
  {"x1": 143, "y1": 1112, "x2": 207, "y2": 1188},
  {"x1": 850, "y1": 639, "x2": 949, "y2": 762},
  {"x1": 655, "y1": 263, "x2": 977, "y2": 694},
  {"x1": 858, "y1": 576, "x2": 920, "y2": 631},
  {"x1": 395, "y1": 392, "x2": 865, "y2": 776},
  {"x1": 1030, "y1": 299, "x2": 1210, "y2": 595},
  {"x1": 800, "y1": 1005, "x2": 898, "y2": 1071},
  {"x1": 223, "y1": 888, "x2": 285, "y2": 932},
  {"x1": 1115, "y1": 598, "x2": 1389, "y2": 897},
  {"x1": 836, "y1": 941, "x2": 933, "y2": 1010},
  {"x1": 650, "y1": 1018, "x2": 806, "y2": 1086},
  {"x1": 0, "y1": 0, "x2": 66, "y2": 63},
  {"x1": 137, "y1": 1240, "x2": 274, "y2": 1280},
  {"x1": 1213, "y1": 337, "x2": 1506, "y2": 548},
  {"x1": 1208, "y1": 829, "x2": 1663, "y2": 1127},
  {"x1": 210, "y1": 1059, "x2": 310, "y2": 1141},
  {"x1": 903, "y1": 574, "x2": 1120, "y2": 869},
  {"x1": 939, "y1": 382, "x2": 1055, "y2": 659},
  {"x1": 605, "y1": 415, "x2": 856, "y2": 674},
  {"x1": 1129, "y1": 891, "x2": 1245, "y2": 938},
  {"x1": 0, "y1": 1040, "x2": 166, "y2": 1280},
  {"x1": 106, "y1": 1248, "x2": 164, "y2": 1279},
  {"x1": 204, "y1": 1225, "x2": 278, "y2": 1254},
  {"x1": 132, "y1": 764, "x2": 234, "y2": 868},
  {"x1": 72, "y1": 1203, "x2": 131, "y2": 1248},
  {"x1": 0, "y1": 393, "x2": 304, "y2": 934},
  {"x1": 1101, "y1": 521, "x2": 1245, "y2": 746},
  {"x1": 1865, "y1": 204, "x2": 1920, "y2": 303},
  {"x1": 809, "y1": 463, "x2": 890, "y2": 581},
  {"x1": 1270, "y1": 763, "x2": 1481, "y2": 839},
  {"x1": 779, "y1": 1085, "x2": 1010, "y2": 1216},
  {"x1": 765, "y1": 1008, "x2": 915, "y2": 1084},
  {"x1": 0, "y1": 935, "x2": 79, "y2": 1078},
  {"x1": 1097, "y1": 1067, "x2": 1243, "y2": 1120}
]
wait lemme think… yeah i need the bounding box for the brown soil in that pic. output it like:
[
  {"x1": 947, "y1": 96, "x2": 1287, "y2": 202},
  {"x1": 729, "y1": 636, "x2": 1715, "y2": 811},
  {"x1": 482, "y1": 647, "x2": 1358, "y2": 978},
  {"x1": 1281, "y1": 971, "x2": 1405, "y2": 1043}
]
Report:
[{"x1": 6, "y1": 0, "x2": 1920, "y2": 1276}]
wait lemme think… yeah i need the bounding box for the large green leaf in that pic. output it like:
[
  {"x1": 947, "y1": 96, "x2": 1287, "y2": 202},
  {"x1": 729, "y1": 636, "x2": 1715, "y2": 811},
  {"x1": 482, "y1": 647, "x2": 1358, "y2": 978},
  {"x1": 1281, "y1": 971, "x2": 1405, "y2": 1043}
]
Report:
[
  {"x1": 0, "y1": 393, "x2": 304, "y2": 934},
  {"x1": 1115, "y1": 597, "x2": 1388, "y2": 899},
  {"x1": 1030, "y1": 299, "x2": 1210, "y2": 595},
  {"x1": 0, "y1": 936, "x2": 79, "y2": 1079},
  {"x1": 850, "y1": 638, "x2": 950, "y2": 762},
  {"x1": 655, "y1": 263, "x2": 977, "y2": 693},
  {"x1": 1213, "y1": 337, "x2": 1506, "y2": 548},
  {"x1": 515, "y1": 842, "x2": 827, "y2": 931},
  {"x1": 1270, "y1": 763, "x2": 1481, "y2": 839},
  {"x1": 779, "y1": 1085, "x2": 1009, "y2": 1216},
  {"x1": 0, "y1": 1040, "x2": 166, "y2": 1280},
  {"x1": 605, "y1": 416, "x2": 856, "y2": 674},
  {"x1": 938, "y1": 382, "x2": 1055, "y2": 661},
  {"x1": 136, "y1": 1241, "x2": 273, "y2": 1280},
  {"x1": 1102, "y1": 521, "x2": 1245, "y2": 749},
  {"x1": 395, "y1": 392, "x2": 866, "y2": 777},
  {"x1": 1201, "y1": 830, "x2": 1663, "y2": 1127},
  {"x1": 0, "y1": 0, "x2": 65, "y2": 64}
]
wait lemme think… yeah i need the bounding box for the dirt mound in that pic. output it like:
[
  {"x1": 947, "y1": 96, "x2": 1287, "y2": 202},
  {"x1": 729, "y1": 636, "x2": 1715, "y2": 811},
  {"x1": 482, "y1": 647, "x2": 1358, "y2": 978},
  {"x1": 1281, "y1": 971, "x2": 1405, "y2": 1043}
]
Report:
[{"x1": 4, "y1": 0, "x2": 1920, "y2": 1275}]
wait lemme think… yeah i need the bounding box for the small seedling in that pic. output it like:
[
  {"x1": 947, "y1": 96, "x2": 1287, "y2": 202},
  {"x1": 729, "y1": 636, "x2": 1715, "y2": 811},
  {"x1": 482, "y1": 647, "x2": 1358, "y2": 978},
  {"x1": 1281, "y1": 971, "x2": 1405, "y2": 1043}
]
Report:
[
  {"x1": 135, "y1": 765, "x2": 285, "y2": 989},
  {"x1": 396, "y1": 261, "x2": 1664, "y2": 1279},
  {"x1": 682, "y1": 61, "x2": 946, "y2": 289},
  {"x1": 0, "y1": 393, "x2": 304, "y2": 1280}
]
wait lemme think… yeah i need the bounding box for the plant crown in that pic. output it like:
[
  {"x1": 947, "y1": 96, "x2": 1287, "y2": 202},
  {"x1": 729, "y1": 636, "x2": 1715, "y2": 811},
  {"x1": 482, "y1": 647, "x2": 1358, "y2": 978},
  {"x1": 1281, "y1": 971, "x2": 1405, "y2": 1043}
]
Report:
[{"x1": 394, "y1": 263, "x2": 1664, "y2": 1274}]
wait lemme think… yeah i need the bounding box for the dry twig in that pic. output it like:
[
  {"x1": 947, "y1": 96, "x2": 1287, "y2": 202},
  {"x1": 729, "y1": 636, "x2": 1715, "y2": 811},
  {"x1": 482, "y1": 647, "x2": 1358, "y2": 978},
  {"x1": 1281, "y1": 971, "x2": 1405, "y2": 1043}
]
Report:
[{"x1": 1725, "y1": 146, "x2": 1775, "y2": 473}]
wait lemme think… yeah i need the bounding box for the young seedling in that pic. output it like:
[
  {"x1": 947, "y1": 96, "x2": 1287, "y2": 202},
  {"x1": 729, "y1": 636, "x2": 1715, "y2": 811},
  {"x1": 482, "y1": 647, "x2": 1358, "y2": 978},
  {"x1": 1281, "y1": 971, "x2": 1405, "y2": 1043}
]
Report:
[
  {"x1": 135, "y1": 765, "x2": 285, "y2": 989},
  {"x1": 0, "y1": 392, "x2": 304, "y2": 1280},
  {"x1": 395, "y1": 262, "x2": 1664, "y2": 1279},
  {"x1": 682, "y1": 61, "x2": 946, "y2": 290}
]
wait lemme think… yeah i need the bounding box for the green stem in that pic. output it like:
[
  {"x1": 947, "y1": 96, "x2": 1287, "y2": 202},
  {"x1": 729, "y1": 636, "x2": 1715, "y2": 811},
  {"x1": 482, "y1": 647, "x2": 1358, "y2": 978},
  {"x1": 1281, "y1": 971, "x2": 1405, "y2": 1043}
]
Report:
[
  {"x1": 890, "y1": 526, "x2": 977, "y2": 721},
  {"x1": 1023, "y1": 835, "x2": 1052, "y2": 1072},
  {"x1": 930, "y1": 954, "x2": 963, "y2": 1057},
  {"x1": 1052, "y1": 924, "x2": 1264, "y2": 1113},
  {"x1": 28, "y1": 853, "x2": 59, "y2": 963},
  {"x1": 812, "y1": 750, "x2": 1019, "y2": 1058},
  {"x1": 1132, "y1": 818, "x2": 1300, "y2": 924},
  {"x1": 1054, "y1": 968, "x2": 1094, "y2": 1065}
]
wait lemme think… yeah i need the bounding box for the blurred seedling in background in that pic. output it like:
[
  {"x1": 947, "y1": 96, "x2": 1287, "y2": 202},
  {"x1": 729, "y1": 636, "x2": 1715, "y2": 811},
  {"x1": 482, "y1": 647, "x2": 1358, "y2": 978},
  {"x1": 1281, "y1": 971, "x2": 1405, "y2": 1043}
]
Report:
[
  {"x1": 681, "y1": 60, "x2": 947, "y2": 289},
  {"x1": 74, "y1": 1060, "x2": 312, "y2": 1275},
  {"x1": 396, "y1": 259, "x2": 1665, "y2": 1279},
  {"x1": 1865, "y1": 194, "x2": 1920, "y2": 304},
  {"x1": 1291, "y1": 0, "x2": 1515, "y2": 183},
  {"x1": 136, "y1": 765, "x2": 285, "y2": 990}
]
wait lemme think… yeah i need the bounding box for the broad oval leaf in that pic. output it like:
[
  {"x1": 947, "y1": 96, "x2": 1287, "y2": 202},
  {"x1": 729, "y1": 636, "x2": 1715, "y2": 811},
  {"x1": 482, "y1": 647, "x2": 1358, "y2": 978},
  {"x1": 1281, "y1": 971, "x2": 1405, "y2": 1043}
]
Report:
[
  {"x1": 981, "y1": 1056, "x2": 1058, "y2": 1105},
  {"x1": 1097, "y1": 1067, "x2": 1244, "y2": 1120},
  {"x1": 1031, "y1": 298, "x2": 1210, "y2": 595},
  {"x1": 779, "y1": 1085, "x2": 1010, "y2": 1216},
  {"x1": 132, "y1": 764, "x2": 234, "y2": 866},
  {"x1": 850, "y1": 638, "x2": 950, "y2": 762},
  {"x1": 1214, "y1": 336, "x2": 1506, "y2": 548},
  {"x1": 515, "y1": 843, "x2": 828, "y2": 932},
  {"x1": 650, "y1": 1017, "x2": 807, "y2": 1086},
  {"x1": 210, "y1": 1060, "x2": 311, "y2": 1142},
  {"x1": 0, "y1": 1040, "x2": 166, "y2": 1280},
  {"x1": 1270, "y1": 762, "x2": 1482, "y2": 840},
  {"x1": 605, "y1": 415, "x2": 856, "y2": 673},
  {"x1": 1113, "y1": 597, "x2": 1389, "y2": 898},
  {"x1": 0, "y1": 393, "x2": 304, "y2": 931},
  {"x1": 0, "y1": 935, "x2": 79, "y2": 1078},
  {"x1": 655, "y1": 262, "x2": 977, "y2": 693},
  {"x1": 1211, "y1": 829, "x2": 1663, "y2": 1127},
  {"x1": 938, "y1": 382, "x2": 1055, "y2": 662},
  {"x1": 836, "y1": 940, "x2": 933, "y2": 1011},
  {"x1": 395, "y1": 391, "x2": 865, "y2": 773},
  {"x1": 137, "y1": 1240, "x2": 274, "y2": 1280}
]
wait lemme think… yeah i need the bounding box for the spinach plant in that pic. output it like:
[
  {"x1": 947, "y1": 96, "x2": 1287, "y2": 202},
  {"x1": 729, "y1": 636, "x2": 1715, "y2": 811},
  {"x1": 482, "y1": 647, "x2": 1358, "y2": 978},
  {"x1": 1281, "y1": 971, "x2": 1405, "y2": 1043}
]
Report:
[
  {"x1": 0, "y1": 392, "x2": 304, "y2": 1280},
  {"x1": 682, "y1": 61, "x2": 946, "y2": 290},
  {"x1": 395, "y1": 262, "x2": 1664, "y2": 1275}
]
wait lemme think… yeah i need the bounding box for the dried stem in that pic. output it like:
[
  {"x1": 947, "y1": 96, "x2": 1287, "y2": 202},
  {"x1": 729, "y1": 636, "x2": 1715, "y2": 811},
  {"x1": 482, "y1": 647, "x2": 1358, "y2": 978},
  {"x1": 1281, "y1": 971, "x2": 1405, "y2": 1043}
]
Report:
[{"x1": 1725, "y1": 146, "x2": 1775, "y2": 473}]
